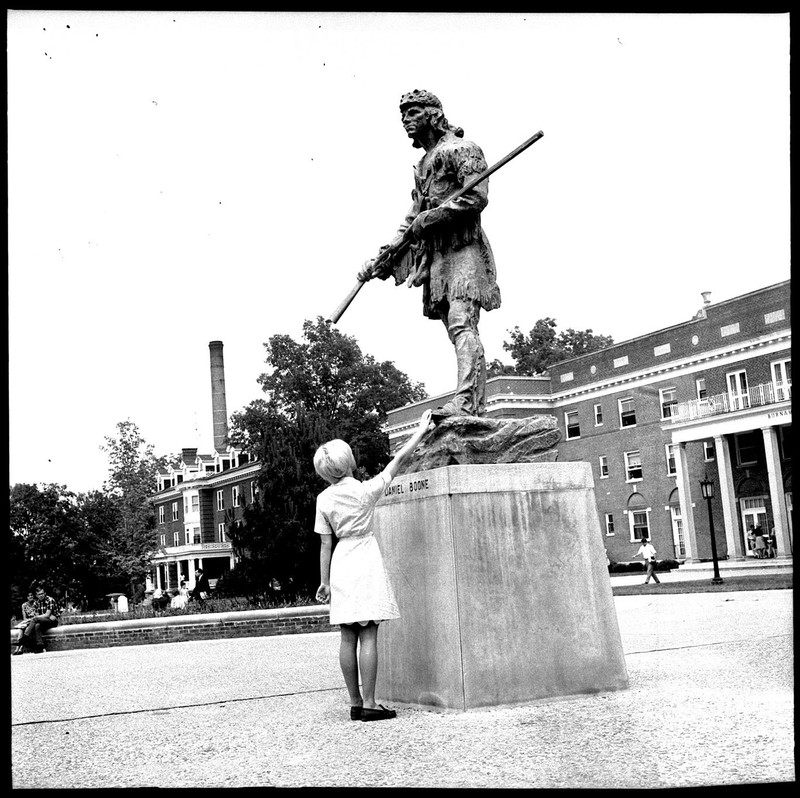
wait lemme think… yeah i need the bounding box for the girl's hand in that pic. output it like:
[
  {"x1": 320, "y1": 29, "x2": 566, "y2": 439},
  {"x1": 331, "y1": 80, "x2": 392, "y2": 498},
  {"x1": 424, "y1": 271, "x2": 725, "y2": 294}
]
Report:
[
  {"x1": 418, "y1": 409, "x2": 433, "y2": 432},
  {"x1": 315, "y1": 584, "x2": 330, "y2": 604}
]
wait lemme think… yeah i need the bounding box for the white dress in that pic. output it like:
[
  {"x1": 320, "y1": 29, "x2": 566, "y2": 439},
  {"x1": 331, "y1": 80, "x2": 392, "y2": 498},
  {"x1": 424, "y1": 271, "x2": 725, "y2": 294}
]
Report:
[{"x1": 314, "y1": 472, "x2": 400, "y2": 626}]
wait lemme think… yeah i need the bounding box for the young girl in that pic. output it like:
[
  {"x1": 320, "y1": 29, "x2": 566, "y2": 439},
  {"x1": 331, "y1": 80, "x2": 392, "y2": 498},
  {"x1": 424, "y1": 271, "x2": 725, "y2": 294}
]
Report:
[{"x1": 314, "y1": 409, "x2": 432, "y2": 722}]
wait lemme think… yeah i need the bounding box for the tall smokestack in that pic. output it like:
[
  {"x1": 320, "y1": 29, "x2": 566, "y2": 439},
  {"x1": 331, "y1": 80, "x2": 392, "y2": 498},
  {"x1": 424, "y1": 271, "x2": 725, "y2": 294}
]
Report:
[{"x1": 209, "y1": 341, "x2": 229, "y2": 454}]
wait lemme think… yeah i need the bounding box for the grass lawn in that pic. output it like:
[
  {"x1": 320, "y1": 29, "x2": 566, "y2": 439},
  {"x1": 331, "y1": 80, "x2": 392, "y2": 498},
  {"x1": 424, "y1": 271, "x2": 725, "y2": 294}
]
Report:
[{"x1": 611, "y1": 572, "x2": 792, "y2": 596}]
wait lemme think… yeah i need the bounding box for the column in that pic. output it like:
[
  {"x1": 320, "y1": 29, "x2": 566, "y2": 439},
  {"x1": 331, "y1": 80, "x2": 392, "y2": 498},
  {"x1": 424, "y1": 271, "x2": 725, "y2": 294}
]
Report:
[
  {"x1": 761, "y1": 426, "x2": 791, "y2": 556},
  {"x1": 714, "y1": 435, "x2": 744, "y2": 559},
  {"x1": 674, "y1": 442, "x2": 699, "y2": 561}
]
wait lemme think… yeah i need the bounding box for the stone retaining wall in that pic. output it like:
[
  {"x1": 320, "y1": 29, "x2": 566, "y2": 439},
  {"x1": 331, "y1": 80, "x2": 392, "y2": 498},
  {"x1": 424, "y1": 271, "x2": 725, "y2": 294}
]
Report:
[{"x1": 10, "y1": 605, "x2": 333, "y2": 652}]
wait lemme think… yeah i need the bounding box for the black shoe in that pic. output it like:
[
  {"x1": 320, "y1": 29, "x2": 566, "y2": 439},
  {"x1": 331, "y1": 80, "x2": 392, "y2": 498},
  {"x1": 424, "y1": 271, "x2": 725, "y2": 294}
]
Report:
[{"x1": 361, "y1": 704, "x2": 397, "y2": 722}]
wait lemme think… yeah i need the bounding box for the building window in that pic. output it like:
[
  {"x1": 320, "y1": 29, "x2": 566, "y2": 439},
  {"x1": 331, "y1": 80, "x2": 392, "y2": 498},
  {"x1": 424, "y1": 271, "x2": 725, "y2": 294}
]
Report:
[
  {"x1": 158, "y1": 506, "x2": 165, "y2": 525},
  {"x1": 604, "y1": 513, "x2": 615, "y2": 536},
  {"x1": 726, "y1": 369, "x2": 749, "y2": 410},
  {"x1": 218, "y1": 522, "x2": 226, "y2": 542},
  {"x1": 185, "y1": 529, "x2": 191, "y2": 545},
  {"x1": 594, "y1": 404, "x2": 603, "y2": 426},
  {"x1": 159, "y1": 533, "x2": 166, "y2": 547},
  {"x1": 191, "y1": 495, "x2": 199, "y2": 512},
  {"x1": 625, "y1": 450, "x2": 643, "y2": 481},
  {"x1": 251, "y1": 481, "x2": 259, "y2": 505},
  {"x1": 665, "y1": 444, "x2": 678, "y2": 476},
  {"x1": 172, "y1": 531, "x2": 179, "y2": 547},
  {"x1": 564, "y1": 410, "x2": 580, "y2": 440},
  {"x1": 193, "y1": 527, "x2": 201, "y2": 545},
  {"x1": 629, "y1": 509, "x2": 651, "y2": 542},
  {"x1": 233, "y1": 485, "x2": 241, "y2": 507},
  {"x1": 171, "y1": 502, "x2": 179, "y2": 521},
  {"x1": 599, "y1": 456, "x2": 609, "y2": 479},
  {"x1": 703, "y1": 441, "x2": 716, "y2": 461},
  {"x1": 771, "y1": 358, "x2": 791, "y2": 402},
  {"x1": 735, "y1": 431, "x2": 760, "y2": 466},
  {"x1": 184, "y1": 496, "x2": 189, "y2": 514},
  {"x1": 217, "y1": 490, "x2": 224, "y2": 511},
  {"x1": 696, "y1": 378, "x2": 707, "y2": 401},
  {"x1": 660, "y1": 387, "x2": 678, "y2": 419},
  {"x1": 619, "y1": 398, "x2": 636, "y2": 428}
]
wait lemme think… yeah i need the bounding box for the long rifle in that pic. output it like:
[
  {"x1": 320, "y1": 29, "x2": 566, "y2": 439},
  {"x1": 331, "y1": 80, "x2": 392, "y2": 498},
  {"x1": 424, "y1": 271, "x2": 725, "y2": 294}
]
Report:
[{"x1": 326, "y1": 129, "x2": 544, "y2": 324}]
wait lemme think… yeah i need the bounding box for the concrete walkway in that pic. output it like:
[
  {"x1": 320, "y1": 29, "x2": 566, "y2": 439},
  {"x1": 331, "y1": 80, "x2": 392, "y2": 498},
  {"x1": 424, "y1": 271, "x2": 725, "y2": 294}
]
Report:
[{"x1": 10, "y1": 579, "x2": 793, "y2": 789}]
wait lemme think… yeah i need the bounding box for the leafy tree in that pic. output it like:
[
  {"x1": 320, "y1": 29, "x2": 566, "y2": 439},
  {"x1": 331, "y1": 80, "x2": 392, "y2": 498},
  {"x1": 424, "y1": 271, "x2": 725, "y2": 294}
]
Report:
[
  {"x1": 8, "y1": 483, "x2": 83, "y2": 615},
  {"x1": 99, "y1": 419, "x2": 162, "y2": 601},
  {"x1": 492, "y1": 317, "x2": 615, "y2": 376},
  {"x1": 221, "y1": 317, "x2": 427, "y2": 599}
]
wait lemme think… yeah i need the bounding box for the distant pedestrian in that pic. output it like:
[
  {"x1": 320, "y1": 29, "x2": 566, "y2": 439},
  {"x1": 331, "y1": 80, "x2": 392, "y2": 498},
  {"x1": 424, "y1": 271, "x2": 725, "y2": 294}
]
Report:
[
  {"x1": 636, "y1": 538, "x2": 660, "y2": 584},
  {"x1": 747, "y1": 525, "x2": 757, "y2": 557},
  {"x1": 754, "y1": 527, "x2": 767, "y2": 559},
  {"x1": 767, "y1": 526, "x2": 777, "y2": 558},
  {"x1": 314, "y1": 409, "x2": 432, "y2": 722},
  {"x1": 191, "y1": 569, "x2": 211, "y2": 604},
  {"x1": 16, "y1": 583, "x2": 60, "y2": 654}
]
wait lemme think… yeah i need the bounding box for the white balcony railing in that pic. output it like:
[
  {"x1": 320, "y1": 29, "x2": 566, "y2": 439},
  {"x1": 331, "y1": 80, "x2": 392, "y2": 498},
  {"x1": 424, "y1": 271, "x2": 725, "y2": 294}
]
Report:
[{"x1": 669, "y1": 381, "x2": 791, "y2": 423}]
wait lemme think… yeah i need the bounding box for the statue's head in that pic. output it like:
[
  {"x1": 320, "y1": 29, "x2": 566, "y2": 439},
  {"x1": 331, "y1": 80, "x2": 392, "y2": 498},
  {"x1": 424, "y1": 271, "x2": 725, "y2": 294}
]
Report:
[{"x1": 399, "y1": 89, "x2": 463, "y2": 147}]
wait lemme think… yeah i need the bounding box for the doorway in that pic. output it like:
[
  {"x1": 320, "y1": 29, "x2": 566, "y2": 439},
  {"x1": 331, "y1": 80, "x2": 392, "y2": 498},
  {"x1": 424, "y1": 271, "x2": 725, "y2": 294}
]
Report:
[{"x1": 740, "y1": 496, "x2": 768, "y2": 557}]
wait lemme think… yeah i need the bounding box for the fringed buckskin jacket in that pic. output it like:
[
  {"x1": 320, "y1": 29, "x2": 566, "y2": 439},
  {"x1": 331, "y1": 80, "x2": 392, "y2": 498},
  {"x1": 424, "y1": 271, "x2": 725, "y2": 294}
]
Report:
[{"x1": 386, "y1": 131, "x2": 501, "y2": 319}]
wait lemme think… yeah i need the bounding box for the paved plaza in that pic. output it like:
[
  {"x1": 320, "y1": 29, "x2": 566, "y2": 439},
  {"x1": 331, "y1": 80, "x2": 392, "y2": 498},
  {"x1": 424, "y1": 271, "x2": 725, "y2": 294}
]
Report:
[{"x1": 10, "y1": 586, "x2": 794, "y2": 789}]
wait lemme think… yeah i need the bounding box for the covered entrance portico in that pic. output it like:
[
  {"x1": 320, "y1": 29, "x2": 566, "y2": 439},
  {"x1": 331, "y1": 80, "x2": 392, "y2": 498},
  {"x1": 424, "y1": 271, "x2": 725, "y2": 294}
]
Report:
[{"x1": 667, "y1": 402, "x2": 792, "y2": 562}]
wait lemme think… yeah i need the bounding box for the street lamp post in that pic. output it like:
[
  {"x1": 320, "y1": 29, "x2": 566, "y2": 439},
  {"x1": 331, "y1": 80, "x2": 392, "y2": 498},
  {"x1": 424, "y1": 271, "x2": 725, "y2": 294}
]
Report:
[{"x1": 699, "y1": 474, "x2": 724, "y2": 584}]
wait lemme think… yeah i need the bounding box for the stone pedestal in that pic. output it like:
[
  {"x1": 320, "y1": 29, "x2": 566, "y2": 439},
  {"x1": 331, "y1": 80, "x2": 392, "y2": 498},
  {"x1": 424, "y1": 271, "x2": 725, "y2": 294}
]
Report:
[{"x1": 372, "y1": 463, "x2": 629, "y2": 711}]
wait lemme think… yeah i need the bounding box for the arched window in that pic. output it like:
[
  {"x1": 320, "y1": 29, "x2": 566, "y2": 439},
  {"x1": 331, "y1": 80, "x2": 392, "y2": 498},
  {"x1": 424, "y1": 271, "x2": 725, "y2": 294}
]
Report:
[{"x1": 626, "y1": 492, "x2": 651, "y2": 543}]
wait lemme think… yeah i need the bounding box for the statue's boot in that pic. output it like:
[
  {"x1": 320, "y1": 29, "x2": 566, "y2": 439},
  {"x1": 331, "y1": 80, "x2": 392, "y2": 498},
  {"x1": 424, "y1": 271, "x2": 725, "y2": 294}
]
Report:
[{"x1": 432, "y1": 329, "x2": 486, "y2": 424}]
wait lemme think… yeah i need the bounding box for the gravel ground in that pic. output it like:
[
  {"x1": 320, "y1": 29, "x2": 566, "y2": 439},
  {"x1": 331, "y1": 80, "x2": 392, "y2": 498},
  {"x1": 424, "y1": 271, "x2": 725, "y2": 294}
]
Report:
[{"x1": 10, "y1": 590, "x2": 794, "y2": 789}]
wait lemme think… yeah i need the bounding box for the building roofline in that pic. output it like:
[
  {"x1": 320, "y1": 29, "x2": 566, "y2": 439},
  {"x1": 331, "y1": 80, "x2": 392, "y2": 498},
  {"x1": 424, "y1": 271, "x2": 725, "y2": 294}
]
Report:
[{"x1": 545, "y1": 279, "x2": 790, "y2": 371}]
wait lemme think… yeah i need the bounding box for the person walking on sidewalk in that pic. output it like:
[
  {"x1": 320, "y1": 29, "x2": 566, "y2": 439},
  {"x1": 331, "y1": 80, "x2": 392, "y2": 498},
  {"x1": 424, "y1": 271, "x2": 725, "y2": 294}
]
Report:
[
  {"x1": 637, "y1": 537, "x2": 661, "y2": 584},
  {"x1": 314, "y1": 409, "x2": 433, "y2": 722}
]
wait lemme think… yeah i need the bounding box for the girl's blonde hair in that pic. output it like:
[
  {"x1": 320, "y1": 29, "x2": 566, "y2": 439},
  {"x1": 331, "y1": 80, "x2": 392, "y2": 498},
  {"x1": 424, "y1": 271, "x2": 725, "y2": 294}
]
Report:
[{"x1": 313, "y1": 439, "x2": 356, "y2": 483}]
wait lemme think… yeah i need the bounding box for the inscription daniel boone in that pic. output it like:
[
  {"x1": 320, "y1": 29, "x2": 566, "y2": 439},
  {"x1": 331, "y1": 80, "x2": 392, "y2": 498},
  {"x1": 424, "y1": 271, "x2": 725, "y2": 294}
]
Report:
[{"x1": 384, "y1": 478, "x2": 431, "y2": 497}]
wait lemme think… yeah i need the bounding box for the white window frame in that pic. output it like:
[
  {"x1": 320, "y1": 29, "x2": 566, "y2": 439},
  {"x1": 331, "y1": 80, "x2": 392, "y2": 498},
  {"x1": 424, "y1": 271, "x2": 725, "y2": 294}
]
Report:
[
  {"x1": 771, "y1": 358, "x2": 791, "y2": 402},
  {"x1": 594, "y1": 404, "x2": 604, "y2": 426},
  {"x1": 665, "y1": 444, "x2": 678, "y2": 476},
  {"x1": 216, "y1": 489, "x2": 224, "y2": 511},
  {"x1": 618, "y1": 397, "x2": 637, "y2": 428},
  {"x1": 171, "y1": 501, "x2": 179, "y2": 521},
  {"x1": 726, "y1": 369, "x2": 749, "y2": 411},
  {"x1": 604, "y1": 513, "x2": 615, "y2": 536},
  {"x1": 172, "y1": 530, "x2": 179, "y2": 547},
  {"x1": 193, "y1": 527, "x2": 201, "y2": 545},
  {"x1": 599, "y1": 456, "x2": 609, "y2": 479},
  {"x1": 659, "y1": 387, "x2": 678, "y2": 420},
  {"x1": 624, "y1": 450, "x2": 643, "y2": 482},
  {"x1": 191, "y1": 494, "x2": 199, "y2": 512},
  {"x1": 670, "y1": 505, "x2": 686, "y2": 558},
  {"x1": 628, "y1": 508, "x2": 651, "y2": 542},
  {"x1": 703, "y1": 441, "x2": 716, "y2": 462},
  {"x1": 184, "y1": 496, "x2": 189, "y2": 514},
  {"x1": 251, "y1": 481, "x2": 258, "y2": 504},
  {"x1": 159, "y1": 533, "x2": 166, "y2": 547},
  {"x1": 233, "y1": 485, "x2": 241, "y2": 507},
  {"x1": 158, "y1": 506, "x2": 165, "y2": 525},
  {"x1": 218, "y1": 522, "x2": 226, "y2": 542},
  {"x1": 564, "y1": 410, "x2": 580, "y2": 440}
]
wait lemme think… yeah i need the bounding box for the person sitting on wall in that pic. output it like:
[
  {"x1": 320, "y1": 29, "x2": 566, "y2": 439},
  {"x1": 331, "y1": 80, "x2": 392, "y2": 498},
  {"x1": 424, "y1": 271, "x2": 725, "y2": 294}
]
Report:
[
  {"x1": 12, "y1": 590, "x2": 37, "y2": 655},
  {"x1": 15, "y1": 583, "x2": 60, "y2": 654}
]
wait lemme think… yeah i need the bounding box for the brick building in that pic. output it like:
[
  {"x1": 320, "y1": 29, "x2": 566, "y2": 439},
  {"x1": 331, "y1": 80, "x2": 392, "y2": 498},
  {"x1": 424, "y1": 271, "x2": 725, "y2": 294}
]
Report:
[
  {"x1": 148, "y1": 341, "x2": 260, "y2": 594},
  {"x1": 384, "y1": 280, "x2": 791, "y2": 565}
]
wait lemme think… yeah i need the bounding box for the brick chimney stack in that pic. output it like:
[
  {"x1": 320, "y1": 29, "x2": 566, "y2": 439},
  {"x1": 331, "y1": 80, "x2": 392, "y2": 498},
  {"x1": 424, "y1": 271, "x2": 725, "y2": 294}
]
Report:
[{"x1": 208, "y1": 341, "x2": 229, "y2": 454}]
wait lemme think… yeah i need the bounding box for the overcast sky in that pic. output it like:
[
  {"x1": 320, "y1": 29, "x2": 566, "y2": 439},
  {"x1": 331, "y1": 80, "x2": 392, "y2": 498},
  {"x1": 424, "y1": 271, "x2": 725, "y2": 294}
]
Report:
[{"x1": 8, "y1": 10, "x2": 790, "y2": 493}]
